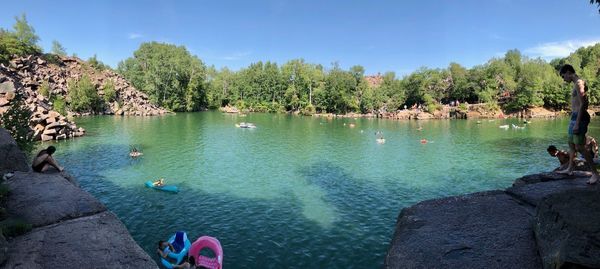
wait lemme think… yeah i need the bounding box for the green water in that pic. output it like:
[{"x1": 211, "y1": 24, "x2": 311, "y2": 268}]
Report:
[{"x1": 47, "y1": 112, "x2": 592, "y2": 268}]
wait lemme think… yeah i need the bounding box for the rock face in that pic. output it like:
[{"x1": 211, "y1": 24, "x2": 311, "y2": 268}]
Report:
[
  {"x1": 534, "y1": 188, "x2": 600, "y2": 269},
  {"x1": 386, "y1": 172, "x2": 600, "y2": 268},
  {"x1": 3, "y1": 211, "x2": 158, "y2": 269},
  {"x1": 385, "y1": 191, "x2": 541, "y2": 269},
  {"x1": 0, "y1": 128, "x2": 29, "y2": 175},
  {"x1": 5, "y1": 171, "x2": 106, "y2": 227},
  {"x1": 0, "y1": 55, "x2": 170, "y2": 142}
]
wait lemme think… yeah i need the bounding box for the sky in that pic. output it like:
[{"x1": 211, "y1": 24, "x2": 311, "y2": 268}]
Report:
[{"x1": 1, "y1": 0, "x2": 599, "y2": 76}]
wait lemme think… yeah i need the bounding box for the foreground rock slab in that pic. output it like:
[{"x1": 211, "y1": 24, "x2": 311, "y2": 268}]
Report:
[
  {"x1": 1, "y1": 211, "x2": 158, "y2": 269},
  {"x1": 506, "y1": 176, "x2": 590, "y2": 207},
  {"x1": 534, "y1": 188, "x2": 600, "y2": 269},
  {"x1": 5, "y1": 171, "x2": 106, "y2": 227},
  {"x1": 385, "y1": 191, "x2": 541, "y2": 269}
]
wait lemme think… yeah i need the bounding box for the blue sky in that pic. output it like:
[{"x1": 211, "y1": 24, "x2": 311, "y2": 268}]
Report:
[{"x1": 2, "y1": 0, "x2": 599, "y2": 75}]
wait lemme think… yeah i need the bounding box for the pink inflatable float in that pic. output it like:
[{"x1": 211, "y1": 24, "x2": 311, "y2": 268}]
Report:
[{"x1": 189, "y1": 236, "x2": 223, "y2": 269}]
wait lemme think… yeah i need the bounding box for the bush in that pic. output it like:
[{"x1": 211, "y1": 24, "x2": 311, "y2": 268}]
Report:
[
  {"x1": 40, "y1": 53, "x2": 62, "y2": 66},
  {"x1": 102, "y1": 79, "x2": 116, "y2": 104},
  {"x1": 0, "y1": 92, "x2": 33, "y2": 153},
  {"x1": 458, "y1": 103, "x2": 468, "y2": 111},
  {"x1": 51, "y1": 96, "x2": 67, "y2": 115},
  {"x1": 38, "y1": 80, "x2": 50, "y2": 98},
  {"x1": 67, "y1": 75, "x2": 101, "y2": 112},
  {"x1": 301, "y1": 104, "x2": 316, "y2": 115}
]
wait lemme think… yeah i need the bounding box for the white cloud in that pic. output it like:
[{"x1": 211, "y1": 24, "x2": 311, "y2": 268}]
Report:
[
  {"x1": 128, "y1": 33, "x2": 143, "y2": 39},
  {"x1": 222, "y1": 51, "x2": 251, "y2": 61},
  {"x1": 525, "y1": 38, "x2": 600, "y2": 59}
]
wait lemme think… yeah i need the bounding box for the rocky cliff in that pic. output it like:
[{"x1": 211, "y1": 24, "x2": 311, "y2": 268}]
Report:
[
  {"x1": 385, "y1": 172, "x2": 600, "y2": 269},
  {"x1": 0, "y1": 55, "x2": 169, "y2": 141}
]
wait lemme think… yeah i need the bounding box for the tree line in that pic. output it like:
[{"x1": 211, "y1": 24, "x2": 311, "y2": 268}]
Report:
[{"x1": 2, "y1": 14, "x2": 600, "y2": 116}]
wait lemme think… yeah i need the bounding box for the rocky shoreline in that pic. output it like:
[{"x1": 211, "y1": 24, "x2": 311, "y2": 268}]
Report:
[
  {"x1": 385, "y1": 171, "x2": 600, "y2": 268},
  {"x1": 0, "y1": 55, "x2": 170, "y2": 142},
  {"x1": 0, "y1": 128, "x2": 158, "y2": 268}
]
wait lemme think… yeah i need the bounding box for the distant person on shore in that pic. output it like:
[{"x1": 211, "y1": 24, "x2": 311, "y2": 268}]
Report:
[
  {"x1": 31, "y1": 146, "x2": 64, "y2": 173},
  {"x1": 547, "y1": 145, "x2": 571, "y2": 171},
  {"x1": 157, "y1": 240, "x2": 174, "y2": 258},
  {"x1": 556, "y1": 64, "x2": 599, "y2": 184}
]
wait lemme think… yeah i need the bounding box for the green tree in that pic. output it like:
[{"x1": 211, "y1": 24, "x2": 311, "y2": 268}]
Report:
[
  {"x1": 0, "y1": 93, "x2": 33, "y2": 152},
  {"x1": 51, "y1": 40, "x2": 66, "y2": 56},
  {"x1": 68, "y1": 75, "x2": 102, "y2": 112},
  {"x1": 13, "y1": 14, "x2": 39, "y2": 49},
  {"x1": 117, "y1": 42, "x2": 208, "y2": 111}
]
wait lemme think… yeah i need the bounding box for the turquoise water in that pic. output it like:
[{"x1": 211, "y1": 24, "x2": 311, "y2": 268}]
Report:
[{"x1": 45, "y1": 112, "x2": 594, "y2": 268}]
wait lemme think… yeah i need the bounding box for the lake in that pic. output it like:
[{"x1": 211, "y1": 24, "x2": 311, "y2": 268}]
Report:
[{"x1": 47, "y1": 111, "x2": 590, "y2": 268}]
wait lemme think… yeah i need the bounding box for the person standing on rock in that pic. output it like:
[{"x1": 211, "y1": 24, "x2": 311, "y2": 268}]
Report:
[
  {"x1": 556, "y1": 64, "x2": 599, "y2": 184},
  {"x1": 31, "y1": 146, "x2": 64, "y2": 173}
]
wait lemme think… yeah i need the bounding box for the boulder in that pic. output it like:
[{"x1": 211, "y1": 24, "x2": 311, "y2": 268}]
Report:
[
  {"x1": 506, "y1": 177, "x2": 590, "y2": 207},
  {"x1": 0, "y1": 128, "x2": 29, "y2": 175},
  {"x1": 513, "y1": 172, "x2": 589, "y2": 187},
  {"x1": 0, "y1": 81, "x2": 15, "y2": 94},
  {"x1": 42, "y1": 128, "x2": 56, "y2": 135},
  {"x1": 1, "y1": 211, "x2": 158, "y2": 269},
  {"x1": 40, "y1": 134, "x2": 53, "y2": 141},
  {"x1": 385, "y1": 191, "x2": 541, "y2": 269},
  {"x1": 0, "y1": 233, "x2": 7, "y2": 266},
  {"x1": 5, "y1": 171, "x2": 106, "y2": 227},
  {"x1": 0, "y1": 97, "x2": 8, "y2": 107},
  {"x1": 534, "y1": 188, "x2": 600, "y2": 268}
]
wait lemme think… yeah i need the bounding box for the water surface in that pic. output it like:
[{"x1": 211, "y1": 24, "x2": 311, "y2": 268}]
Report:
[{"x1": 47, "y1": 112, "x2": 591, "y2": 268}]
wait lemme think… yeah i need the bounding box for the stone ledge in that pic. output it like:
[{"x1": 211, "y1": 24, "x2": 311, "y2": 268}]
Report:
[
  {"x1": 5, "y1": 171, "x2": 106, "y2": 228},
  {"x1": 1, "y1": 211, "x2": 158, "y2": 269},
  {"x1": 385, "y1": 191, "x2": 541, "y2": 269}
]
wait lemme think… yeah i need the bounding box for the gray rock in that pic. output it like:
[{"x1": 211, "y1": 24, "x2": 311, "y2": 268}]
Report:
[
  {"x1": 534, "y1": 188, "x2": 600, "y2": 269},
  {"x1": 506, "y1": 177, "x2": 590, "y2": 207},
  {"x1": 0, "y1": 233, "x2": 7, "y2": 266},
  {"x1": 0, "y1": 81, "x2": 15, "y2": 94},
  {"x1": 0, "y1": 128, "x2": 29, "y2": 175},
  {"x1": 512, "y1": 172, "x2": 589, "y2": 187},
  {"x1": 1, "y1": 211, "x2": 158, "y2": 269},
  {"x1": 5, "y1": 171, "x2": 106, "y2": 227},
  {"x1": 385, "y1": 191, "x2": 541, "y2": 269}
]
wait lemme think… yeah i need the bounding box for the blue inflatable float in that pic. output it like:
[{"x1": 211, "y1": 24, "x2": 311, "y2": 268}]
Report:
[
  {"x1": 160, "y1": 231, "x2": 192, "y2": 268},
  {"x1": 145, "y1": 181, "x2": 179, "y2": 193}
]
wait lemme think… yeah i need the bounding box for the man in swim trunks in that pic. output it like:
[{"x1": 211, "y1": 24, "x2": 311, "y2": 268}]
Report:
[
  {"x1": 557, "y1": 64, "x2": 599, "y2": 184},
  {"x1": 31, "y1": 146, "x2": 64, "y2": 173},
  {"x1": 547, "y1": 145, "x2": 570, "y2": 171}
]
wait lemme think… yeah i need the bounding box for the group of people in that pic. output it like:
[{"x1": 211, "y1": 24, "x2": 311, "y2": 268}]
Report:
[{"x1": 548, "y1": 64, "x2": 599, "y2": 184}]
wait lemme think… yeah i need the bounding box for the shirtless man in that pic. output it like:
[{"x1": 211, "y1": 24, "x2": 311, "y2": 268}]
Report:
[
  {"x1": 557, "y1": 64, "x2": 599, "y2": 184},
  {"x1": 547, "y1": 145, "x2": 570, "y2": 171}
]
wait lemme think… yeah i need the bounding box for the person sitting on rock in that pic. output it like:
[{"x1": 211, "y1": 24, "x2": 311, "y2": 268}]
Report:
[
  {"x1": 157, "y1": 240, "x2": 174, "y2": 258},
  {"x1": 153, "y1": 178, "x2": 165, "y2": 187},
  {"x1": 585, "y1": 135, "x2": 599, "y2": 163},
  {"x1": 548, "y1": 145, "x2": 571, "y2": 171},
  {"x1": 32, "y1": 146, "x2": 64, "y2": 173}
]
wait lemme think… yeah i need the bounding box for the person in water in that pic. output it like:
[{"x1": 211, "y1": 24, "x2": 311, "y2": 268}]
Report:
[
  {"x1": 172, "y1": 255, "x2": 196, "y2": 269},
  {"x1": 557, "y1": 64, "x2": 599, "y2": 184},
  {"x1": 157, "y1": 240, "x2": 174, "y2": 258},
  {"x1": 547, "y1": 145, "x2": 571, "y2": 171},
  {"x1": 31, "y1": 146, "x2": 64, "y2": 173},
  {"x1": 153, "y1": 178, "x2": 165, "y2": 187}
]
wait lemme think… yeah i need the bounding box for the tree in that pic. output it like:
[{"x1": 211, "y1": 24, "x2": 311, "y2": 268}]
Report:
[
  {"x1": 12, "y1": 14, "x2": 39, "y2": 50},
  {"x1": 0, "y1": 92, "x2": 33, "y2": 152},
  {"x1": 51, "y1": 40, "x2": 66, "y2": 56},
  {"x1": 68, "y1": 75, "x2": 102, "y2": 112},
  {"x1": 592, "y1": 0, "x2": 600, "y2": 13},
  {"x1": 117, "y1": 42, "x2": 208, "y2": 111}
]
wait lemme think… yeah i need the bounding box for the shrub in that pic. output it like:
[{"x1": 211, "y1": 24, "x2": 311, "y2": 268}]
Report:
[
  {"x1": 51, "y1": 96, "x2": 67, "y2": 115},
  {"x1": 67, "y1": 75, "x2": 101, "y2": 112},
  {"x1": 102, "y1": 79, "x2": 116, "y2": 104},
  {"x1": 38, "y1": 80, "x2": 50, "y2": 98},
  {"x1": 0, "y1": 92, "x2": 33, "y2": 153}
]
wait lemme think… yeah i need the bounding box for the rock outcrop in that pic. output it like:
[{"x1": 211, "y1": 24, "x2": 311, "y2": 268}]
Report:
[
  {"x1": 0, "y1": 55, "x2": 170, "y2": 141},
  {"x1": 386, "y1": 172, "x2": 600, "y2": 269},
  {"x1": 0, "y1": 128, "x2": 29, "y2": 175}
]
